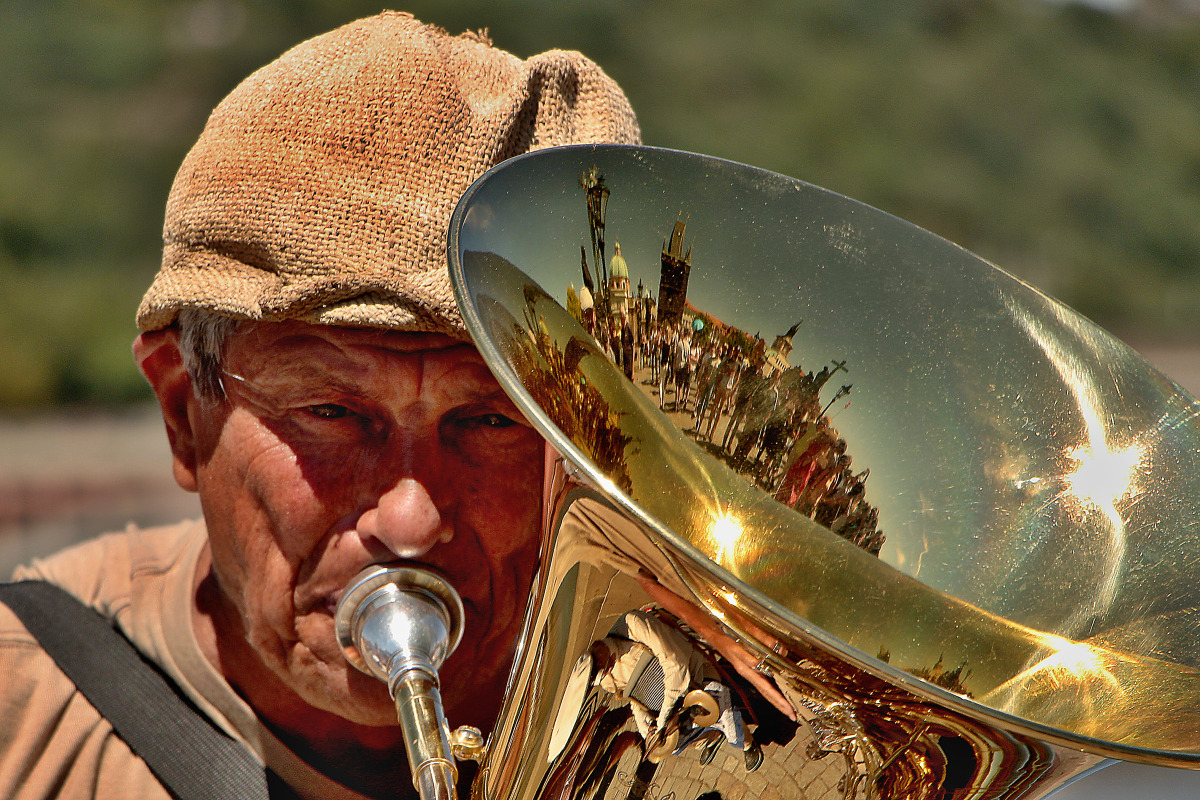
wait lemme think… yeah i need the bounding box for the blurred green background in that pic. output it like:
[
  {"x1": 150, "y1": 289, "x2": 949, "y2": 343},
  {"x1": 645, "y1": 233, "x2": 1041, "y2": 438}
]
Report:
[{"x1": 4, "y1": 0, "x2": 1200, "y2": 409}]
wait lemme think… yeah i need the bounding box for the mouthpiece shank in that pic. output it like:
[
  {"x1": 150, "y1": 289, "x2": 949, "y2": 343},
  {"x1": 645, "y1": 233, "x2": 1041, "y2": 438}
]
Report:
[
  {"x1": 393, "y1": 670, "x2": 457, "y2": 800},
  {"x1": 335, "y1": 565, "x2": 466, "y2": 800}
]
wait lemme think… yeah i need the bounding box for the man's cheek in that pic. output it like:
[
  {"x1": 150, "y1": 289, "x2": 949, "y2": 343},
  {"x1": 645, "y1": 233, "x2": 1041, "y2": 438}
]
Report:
[
  {"x1": 454, "y1": 501, "x2": 538, "y2": 561},
  {"x1": 289, "y1": 439, "x2": 376, "y2": 488},
  {"x1": 241, "y1": 462, "x2": 346, "y2": 562},
  {"x1": 465, "y1": 470, "x2": 542, "y2": 529},
  {"x1": 238, "y1": 555, "x2": 294, "y2": 622}
]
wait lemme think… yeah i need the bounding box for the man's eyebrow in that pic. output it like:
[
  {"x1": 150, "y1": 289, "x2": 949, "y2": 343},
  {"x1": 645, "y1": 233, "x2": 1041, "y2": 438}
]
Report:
[{"x1": 222, "y1": 366, "x2": 368, "y2": 398}]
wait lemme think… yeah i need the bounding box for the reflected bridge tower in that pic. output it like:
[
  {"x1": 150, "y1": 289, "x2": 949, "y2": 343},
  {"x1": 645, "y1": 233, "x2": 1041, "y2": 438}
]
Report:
[{"x1": 658, "y1": 217, "x2": 692, "y2": 326}]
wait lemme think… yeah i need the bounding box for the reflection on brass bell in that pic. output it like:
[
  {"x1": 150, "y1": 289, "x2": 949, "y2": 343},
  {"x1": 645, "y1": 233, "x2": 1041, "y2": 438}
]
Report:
[
  {"x1": 743, "y1": 739, "x2": 763, "y2": 772},
  {"x1": 684, "y1": 688, "x2": 720, "y2": 727},
  {"x1": 645, "y1": 728, "x2": 679, "y2": 764},
  {"x1": 450, "y1": 143, "x2": 1200, "y2": 800},
  {"x1": 695, "y1": 730, "x2": 725, "y2": 765}
]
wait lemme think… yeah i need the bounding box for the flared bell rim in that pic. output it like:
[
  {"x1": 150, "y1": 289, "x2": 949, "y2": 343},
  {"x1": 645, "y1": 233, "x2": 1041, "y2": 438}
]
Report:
[{"x1": 449, "y1": 143, "x2": 1200, "y2": 766}]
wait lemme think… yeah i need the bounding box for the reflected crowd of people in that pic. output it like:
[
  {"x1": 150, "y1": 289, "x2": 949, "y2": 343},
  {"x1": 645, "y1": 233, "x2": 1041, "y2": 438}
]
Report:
[{"x1": 577, "y1": 301, "x2": 885, "y2": 557}]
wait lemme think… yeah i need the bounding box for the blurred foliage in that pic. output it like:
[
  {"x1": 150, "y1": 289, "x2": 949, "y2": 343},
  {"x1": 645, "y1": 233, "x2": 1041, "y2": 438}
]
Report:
[{"x1": 3, "y1": 0, "x2": 1200, "y2": 408}]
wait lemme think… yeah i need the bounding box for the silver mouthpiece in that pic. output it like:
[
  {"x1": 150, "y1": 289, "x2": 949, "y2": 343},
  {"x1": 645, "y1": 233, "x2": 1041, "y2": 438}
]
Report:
[{"x1": 335, "y1": 565, "x2": 466, "y2": 800}]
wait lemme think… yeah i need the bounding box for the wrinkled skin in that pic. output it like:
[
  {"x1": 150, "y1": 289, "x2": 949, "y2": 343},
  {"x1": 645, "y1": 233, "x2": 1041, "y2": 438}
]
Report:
[{"x1": 136, "y1": 320, "x2": 543, "y2": 792}]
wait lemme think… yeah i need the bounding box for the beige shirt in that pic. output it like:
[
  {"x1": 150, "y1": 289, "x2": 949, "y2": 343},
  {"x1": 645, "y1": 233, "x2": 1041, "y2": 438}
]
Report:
[{"x1": 0, "y1": 521, "x2": 374, "y2": 800}]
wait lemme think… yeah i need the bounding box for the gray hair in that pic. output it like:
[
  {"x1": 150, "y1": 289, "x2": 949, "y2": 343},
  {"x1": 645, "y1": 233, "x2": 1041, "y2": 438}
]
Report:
[{"x1": 177, "y1": 308, "x2": 242, "y2": 401}]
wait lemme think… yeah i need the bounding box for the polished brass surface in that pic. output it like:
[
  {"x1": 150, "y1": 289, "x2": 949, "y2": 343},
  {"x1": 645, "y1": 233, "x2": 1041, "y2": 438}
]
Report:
[
  {"x1": 446, "y1": 144, "x2": 1200, "y2": 781},
  {"x1": 477, "y1": 462, "x2": 1106, "y2": 800}
]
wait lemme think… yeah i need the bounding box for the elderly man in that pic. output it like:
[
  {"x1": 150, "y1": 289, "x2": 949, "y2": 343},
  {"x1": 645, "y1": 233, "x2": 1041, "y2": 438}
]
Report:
[{"x1": 0, "y1": 12, "x2": 638, "y2": 799}]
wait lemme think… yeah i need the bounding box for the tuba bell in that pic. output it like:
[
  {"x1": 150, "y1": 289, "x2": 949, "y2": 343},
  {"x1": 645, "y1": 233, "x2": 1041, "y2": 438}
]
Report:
[{"x1": 348, "y1": 144, "x2": 1200, "y2": 799}]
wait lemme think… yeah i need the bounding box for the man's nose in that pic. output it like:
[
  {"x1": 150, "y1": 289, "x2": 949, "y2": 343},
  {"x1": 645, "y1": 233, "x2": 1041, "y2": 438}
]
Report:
[{"x1": 355, "y1": 477, "x2": 453, "y2": 560}]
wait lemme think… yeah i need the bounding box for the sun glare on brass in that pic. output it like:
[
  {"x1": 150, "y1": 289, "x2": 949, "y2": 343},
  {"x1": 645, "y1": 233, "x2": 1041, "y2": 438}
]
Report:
[
  {"x1": 1064, "y1": 443, "x2": 1142, "y2": 510},
  {"x1": 985, "y1": 633, "x2": 1126, "y2": 736},
  {"x1": 1015, "y1": 305, "x2": 1140, "y2": 620},
  {"x1": 1025, "y1": 636, "x2": 1122, "y2": 694},
  {"x1": 709, "y1": 509, "x2": 744, "y2": 565}
]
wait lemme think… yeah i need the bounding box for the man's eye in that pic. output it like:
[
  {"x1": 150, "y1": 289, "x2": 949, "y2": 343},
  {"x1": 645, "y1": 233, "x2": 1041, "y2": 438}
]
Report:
[
  {"x1": 474, "y1": 413, "x2": 517, "y2": 428},
  {"x1": 306, "y1": 403, "x2": 351, "y2": 420}
]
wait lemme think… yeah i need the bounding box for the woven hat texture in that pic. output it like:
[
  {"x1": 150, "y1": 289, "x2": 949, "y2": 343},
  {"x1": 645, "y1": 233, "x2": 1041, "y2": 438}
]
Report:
[{"x1": 137, "y1": 11, "x2": 640, "y2": 337}]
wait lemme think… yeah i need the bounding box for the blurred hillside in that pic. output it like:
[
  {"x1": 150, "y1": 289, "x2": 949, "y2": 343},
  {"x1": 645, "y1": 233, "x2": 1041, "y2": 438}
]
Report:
[{"x1": 4, "y1": 0, "x2": 1200, "y2": 408}]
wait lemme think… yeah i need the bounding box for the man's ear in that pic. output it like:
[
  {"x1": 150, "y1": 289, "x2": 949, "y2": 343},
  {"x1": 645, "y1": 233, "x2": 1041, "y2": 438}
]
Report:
[{"x1": 133, "y1": 328, "x2": 202, "y2": 493}]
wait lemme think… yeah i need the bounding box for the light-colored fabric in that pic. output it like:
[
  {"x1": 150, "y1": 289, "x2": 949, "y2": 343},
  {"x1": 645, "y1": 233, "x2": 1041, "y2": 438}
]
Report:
[
  {"x1": 137, "y1": 11, "x2": 641, "y2": 338},
  {"x1": 0, "y1": 522, "x2": 372, "y2": 800}
]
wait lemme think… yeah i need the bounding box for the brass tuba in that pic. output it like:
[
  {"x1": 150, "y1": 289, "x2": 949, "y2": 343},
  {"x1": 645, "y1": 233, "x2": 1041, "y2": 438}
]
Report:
[{"x1": 351, "y1": 144, "x2": 1200, "y2": 799}]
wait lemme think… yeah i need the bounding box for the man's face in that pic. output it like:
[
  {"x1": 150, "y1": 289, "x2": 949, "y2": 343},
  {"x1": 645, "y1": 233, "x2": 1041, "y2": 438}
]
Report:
[{"x1": 184, "y1": 321, "x2": 543, "y2": 730}]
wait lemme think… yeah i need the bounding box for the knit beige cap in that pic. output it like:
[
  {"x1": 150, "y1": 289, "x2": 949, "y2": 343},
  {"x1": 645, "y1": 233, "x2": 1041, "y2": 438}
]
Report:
[{"x1": 137, "y1": 12, "x2": 640, "y2": 337}]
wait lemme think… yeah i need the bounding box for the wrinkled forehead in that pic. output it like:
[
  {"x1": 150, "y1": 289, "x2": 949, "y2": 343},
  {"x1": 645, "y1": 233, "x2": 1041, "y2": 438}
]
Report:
[
  {"x1": 224, "y1": 320, "x2": 495, "y2": 391},
  {"x1": 229, "y1": 319, "x2": 471, "y2": 354}
]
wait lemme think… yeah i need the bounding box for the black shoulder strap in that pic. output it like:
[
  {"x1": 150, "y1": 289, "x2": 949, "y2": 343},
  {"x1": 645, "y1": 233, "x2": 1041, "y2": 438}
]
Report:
[{"x1": 0, "y1": 580, "x2": 278, "y2": 800}]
